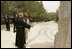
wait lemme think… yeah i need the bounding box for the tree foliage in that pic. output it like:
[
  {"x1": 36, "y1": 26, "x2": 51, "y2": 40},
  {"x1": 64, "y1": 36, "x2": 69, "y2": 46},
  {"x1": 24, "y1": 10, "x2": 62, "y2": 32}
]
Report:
[{"x1": 1, "y1": 1, "x2": 58, "y2": 21}]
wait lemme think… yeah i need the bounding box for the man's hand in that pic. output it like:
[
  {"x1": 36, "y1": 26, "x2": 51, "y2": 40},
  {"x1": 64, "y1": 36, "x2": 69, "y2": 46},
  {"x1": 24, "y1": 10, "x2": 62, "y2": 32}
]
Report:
[
  {"x1": 30, "y1": 24, "x2": 33, "y2": 27},
  {"x1": 31, "y1": 24, "x2": 33, "y2": 27}
]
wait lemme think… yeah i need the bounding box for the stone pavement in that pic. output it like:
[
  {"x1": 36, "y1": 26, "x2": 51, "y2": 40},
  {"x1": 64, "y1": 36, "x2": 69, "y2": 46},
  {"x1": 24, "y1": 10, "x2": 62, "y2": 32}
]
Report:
[{"x1": 1, "y1": 21, "x2": 58, "y2": 48}]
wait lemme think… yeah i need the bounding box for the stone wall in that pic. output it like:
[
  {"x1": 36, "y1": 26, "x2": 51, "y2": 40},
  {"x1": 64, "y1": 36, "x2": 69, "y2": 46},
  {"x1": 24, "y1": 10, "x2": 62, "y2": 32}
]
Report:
[{"x1": 54, "y1": 1, "x2": 71, "y2": 48}]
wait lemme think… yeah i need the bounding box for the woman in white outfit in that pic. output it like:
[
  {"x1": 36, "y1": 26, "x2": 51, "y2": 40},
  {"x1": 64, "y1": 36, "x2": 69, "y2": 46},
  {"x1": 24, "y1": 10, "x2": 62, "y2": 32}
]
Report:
[{"x1": 23, "y1": 14, "x2": 30, "y2": 41}]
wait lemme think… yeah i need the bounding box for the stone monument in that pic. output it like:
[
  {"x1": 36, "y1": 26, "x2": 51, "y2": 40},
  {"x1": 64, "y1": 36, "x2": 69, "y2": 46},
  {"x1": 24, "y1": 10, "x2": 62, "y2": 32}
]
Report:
[{"x1": 54, "y1": 1, "x2": 71, "y2": 48}]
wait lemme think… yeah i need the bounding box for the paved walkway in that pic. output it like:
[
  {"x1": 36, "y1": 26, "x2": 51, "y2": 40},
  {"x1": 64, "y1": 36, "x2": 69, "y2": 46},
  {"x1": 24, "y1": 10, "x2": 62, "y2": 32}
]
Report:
[{"x1": 1, "y1": 21, "x2": 58, "y2": 48}]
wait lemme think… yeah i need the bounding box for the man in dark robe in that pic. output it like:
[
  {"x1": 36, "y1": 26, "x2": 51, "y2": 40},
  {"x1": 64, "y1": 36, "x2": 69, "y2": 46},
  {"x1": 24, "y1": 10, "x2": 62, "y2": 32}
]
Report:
[
  {"x1": 4, "y1": 15, "x2": 10, "y2": 31},
  {"x1": 15, "y1": 13, "x2": 31, "y2": 48}
]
